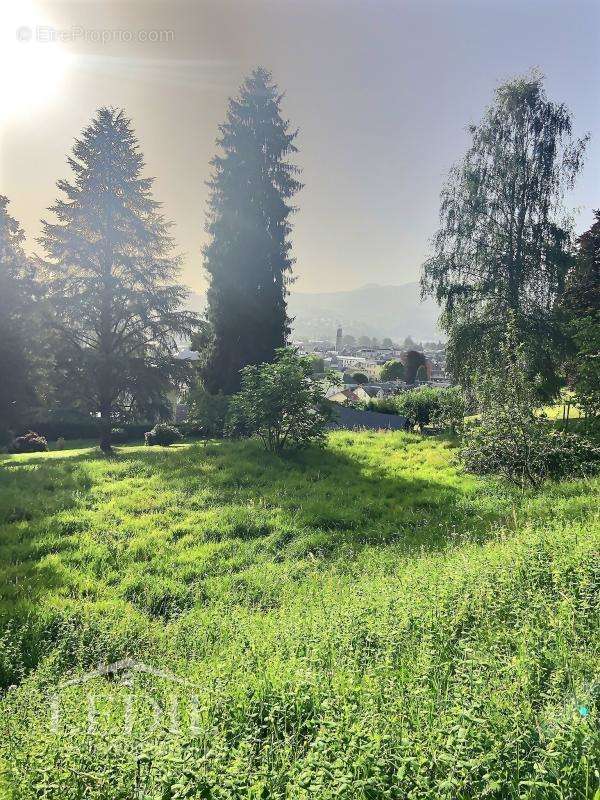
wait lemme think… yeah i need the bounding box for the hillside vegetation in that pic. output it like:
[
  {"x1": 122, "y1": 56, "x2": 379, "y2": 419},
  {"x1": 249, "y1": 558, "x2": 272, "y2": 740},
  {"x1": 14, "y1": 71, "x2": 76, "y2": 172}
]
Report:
[{"x1": 0, "y1": 432, "x2": 598, "y2": 799}]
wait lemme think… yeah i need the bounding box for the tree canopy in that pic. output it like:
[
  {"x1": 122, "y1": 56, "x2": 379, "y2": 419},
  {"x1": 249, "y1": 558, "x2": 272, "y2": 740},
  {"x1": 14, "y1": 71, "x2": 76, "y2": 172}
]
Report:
[
  {"x1": 422, "y1": 73, "x2": 587, "y2": 395},
  {"x1": 40, "y1": 107, "x2": 197, "y2": 451},
  {"x1": 0, "y1": 196, "x2": 41, "y2": 438},
  {"x1": 380, "y1": 359, "x2": 405, "y2": 381},
  {"x1": 202, "y1": 68, "x2": 302, "y2": 394},
  {"x1": 561, "y1": 209, "x2": 600, "y2": 420}
]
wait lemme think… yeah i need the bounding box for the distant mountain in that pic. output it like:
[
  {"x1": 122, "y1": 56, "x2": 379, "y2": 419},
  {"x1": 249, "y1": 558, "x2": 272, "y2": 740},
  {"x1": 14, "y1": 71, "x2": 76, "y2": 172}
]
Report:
[
  {"x1": 187, "y1": 282, "x2": 442, "y2": 342},
  {"x1": 287, "y1": 282, "x2": 441, "y2": 342}
]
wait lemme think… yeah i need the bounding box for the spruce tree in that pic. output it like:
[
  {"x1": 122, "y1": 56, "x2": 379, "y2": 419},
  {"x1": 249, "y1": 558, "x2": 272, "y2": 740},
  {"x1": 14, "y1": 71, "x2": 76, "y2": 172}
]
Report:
[
  {"x1": 202, "y1": 68, "x2": 302, "y2": 394},
  {"x1": 0, "y1": 196, "x2": 40, "y2": 438},
  {"x1": 40, "y1": 108, "x2": 197, "y2": 452}
]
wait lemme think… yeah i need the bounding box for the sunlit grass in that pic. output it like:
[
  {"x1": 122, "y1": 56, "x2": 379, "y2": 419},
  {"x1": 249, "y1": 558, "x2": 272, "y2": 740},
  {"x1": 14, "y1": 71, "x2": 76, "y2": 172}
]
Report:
[{"x1": 0, "y1": 432, "x2": 598, "y2": 798}]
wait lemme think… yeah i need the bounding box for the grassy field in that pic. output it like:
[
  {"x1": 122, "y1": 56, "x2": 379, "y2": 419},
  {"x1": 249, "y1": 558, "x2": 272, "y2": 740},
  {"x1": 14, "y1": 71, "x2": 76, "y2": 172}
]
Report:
[{"x1": 0, "y1": 431, "x2": 598, "y2": 799}]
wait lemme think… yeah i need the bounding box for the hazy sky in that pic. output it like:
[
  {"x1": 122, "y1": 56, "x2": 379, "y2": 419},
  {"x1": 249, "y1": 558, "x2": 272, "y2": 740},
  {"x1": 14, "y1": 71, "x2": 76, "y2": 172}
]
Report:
[{"x1": 1, "y1": 0, "x2": 599, "y2": 294}]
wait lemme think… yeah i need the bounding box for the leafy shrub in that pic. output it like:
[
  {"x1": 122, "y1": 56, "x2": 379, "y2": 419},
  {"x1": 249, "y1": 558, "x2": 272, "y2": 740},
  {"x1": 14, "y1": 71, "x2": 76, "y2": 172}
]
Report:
[
  {"x1": 380, "y1": 359, "x2": 405, "y2": 381},
  {"x1": 463, "y1": 419, "x2": 600, "y2": 488},
  {"x1": 544, "y1": 429, "x2": 600, "y2": 478},
  {"x1": 365, "y1": 396, "x2": 401, "y2": 415},
  {"x1": 463, "y1": 333, "x2": 600, "y2": 488},
  {"x1": 396, "y1": 387, "x2": 442, "y2": 432},
  {"x1": 144, "y1": 423, "x2": 183, "y2": 447},
  {"x1": 187, "y1": 386, "x2": 229, "y2": 437},
  {"x1": 9, "y1": 431, "x2": 48, "y2": 453},
  {"x1": 226, "y1": 348, "x2": 332, "y2": 452},
  {"x1": 431, "y1": 386, "x2": 466, "y2": 434}
]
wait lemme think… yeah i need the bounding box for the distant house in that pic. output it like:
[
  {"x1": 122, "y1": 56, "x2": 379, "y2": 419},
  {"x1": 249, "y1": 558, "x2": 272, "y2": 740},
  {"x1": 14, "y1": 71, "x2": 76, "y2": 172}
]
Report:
[
  {"x1": 328, "y1": 387, "x2": 361, "y2": 405},
  {"x1": 336, "y1": 355, "x2": 381, "y2": 381},
  {"x1": 354, "y1": 385, "x2": 384, "y2": 402}
]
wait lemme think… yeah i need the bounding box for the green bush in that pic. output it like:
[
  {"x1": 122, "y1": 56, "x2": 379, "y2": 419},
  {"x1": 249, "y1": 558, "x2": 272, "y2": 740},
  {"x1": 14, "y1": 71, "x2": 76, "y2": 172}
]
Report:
[
  {"x1": 187, "y1": 386, "x2": 229, "y2": 437},
  {"x1": 365, "y1": 396, "x2": 401, "y2": 415},
  {"x1": 463, "y1": 419, "x2": 600, "y2": 488},
  {"x1": 431, "y1": 386, "x2": 466, "y2": 434},
  {"x1": 396, "y1": 387, "x2": 441, "y2": 432},
  {"x1": 8, "y1": 431, "x2": 48, "y2": 453},
  {"x1": 144, "y1": 423, "x2": 183, "y2": 447},
  {"x1": 227, "y1": 348, "x2": 332, "y2": 452},
  {"x1": 463, "y1": 333, "x2": 600, "y2": 488}
]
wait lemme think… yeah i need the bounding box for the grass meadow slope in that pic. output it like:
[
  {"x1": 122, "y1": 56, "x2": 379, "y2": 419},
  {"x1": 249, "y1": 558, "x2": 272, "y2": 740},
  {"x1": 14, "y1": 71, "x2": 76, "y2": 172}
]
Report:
[{"x1": 0, "y1": 432, "x2": 598, "y2": 799}]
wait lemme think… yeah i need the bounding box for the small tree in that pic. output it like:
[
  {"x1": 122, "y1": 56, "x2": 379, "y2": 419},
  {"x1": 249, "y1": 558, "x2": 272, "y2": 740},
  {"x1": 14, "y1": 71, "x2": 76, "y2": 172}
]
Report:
[
  {"x1": 187, "y1": 386, "x2": 229, "y2": 437},
  {"x1": 396, "y1": 387, "x2": 441, "y2": 432},
  {"x1": 462, "y1": 330, "x2": 599, "y2": 488},
  {"x1": 226, "y1": 348, "x2": 332, "y2": 452},
  {"x1": 432, "y1": 387, "x2": 466, "y2": 434},
  {"x1": 380, "y1": 360, "x2": 405, "y2": 381},
  {"x1": 352, "y1": 372, "x2": 369, "y2": 384}
]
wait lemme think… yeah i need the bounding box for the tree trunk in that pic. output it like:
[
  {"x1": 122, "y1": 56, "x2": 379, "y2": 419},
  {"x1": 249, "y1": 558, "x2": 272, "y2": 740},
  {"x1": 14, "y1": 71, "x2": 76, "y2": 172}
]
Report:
[{"x1": 99, "y1": 402, "x2": 112, "y2": 454}]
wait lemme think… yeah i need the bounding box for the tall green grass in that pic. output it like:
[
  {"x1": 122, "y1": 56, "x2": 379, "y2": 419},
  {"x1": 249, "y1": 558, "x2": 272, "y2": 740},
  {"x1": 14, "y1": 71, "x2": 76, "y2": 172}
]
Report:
[{"x1": 0, "y1": 432, "x2": 598, "y2": 798}]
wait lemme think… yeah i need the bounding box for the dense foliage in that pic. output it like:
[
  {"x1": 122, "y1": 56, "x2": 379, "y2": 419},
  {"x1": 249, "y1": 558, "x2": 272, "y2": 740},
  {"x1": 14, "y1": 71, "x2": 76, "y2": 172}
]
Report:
[
  {"x1": 8, "y1": 431, "x2": 48, "y2": 453},
  {"x1": 365, "y1": 387, "x2": 465, "y2": 434},
  {"x1": 0, "y1": 197, "x2": 42, "y2": 439},
  {"x1": 187, "y1": 386, "x2": 230, "y2": 437},
  {"x1": 560, "y1": 210, "x2": 600, "y2": 421},
  {"x1": 227, "y1": 348, "x2": 331, "y2": 452},
  {"x1": 40, "y1": 108, "x2": 197, "y2": 452},
  {"x1": 201, "y1": 68, "x2": 302, "y2": 394},
  {"x1": 379, "y1": 359, "x2": 405, "y2": 380},
  {"x1": 0, "y1": 433, "x2": 598, "y2": 798},
  {"x1": 422, "y1": 74, "x2": 587, "y2": 395},
  {"x1": 395, "y1": 386, "x2": 443, "y2": 432},
  {"x1": 431, "y1": 386, "x2": 466, "y2": 434},
  {"x1": 463, "y1": 336, "x2": 600, "y2": 487},
  {"x1": 144, "y1": 423, "x2": 183, "y2": 447}
]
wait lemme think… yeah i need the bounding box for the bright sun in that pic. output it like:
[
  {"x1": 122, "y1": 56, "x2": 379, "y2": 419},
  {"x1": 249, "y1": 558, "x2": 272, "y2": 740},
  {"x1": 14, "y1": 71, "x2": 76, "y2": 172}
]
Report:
[{"x1": 0, "y1": 1, "x2": 72, "y2": 122}]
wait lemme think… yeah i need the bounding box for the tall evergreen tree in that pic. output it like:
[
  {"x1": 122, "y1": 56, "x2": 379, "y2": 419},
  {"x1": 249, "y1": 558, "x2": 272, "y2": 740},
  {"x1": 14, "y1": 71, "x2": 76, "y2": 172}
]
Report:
[
  {"x1": 0, "y1": 196, "x2": 40, "y2": 438},
  {"x1": 40, "y1": 108, "x2": 197, "y2": 452},
  {"x1": 202, "y1": 68, "x2": 302, "y2": 394},
  {"x1": 421, "y1": 74, "x2": 587, "y2": 395}
]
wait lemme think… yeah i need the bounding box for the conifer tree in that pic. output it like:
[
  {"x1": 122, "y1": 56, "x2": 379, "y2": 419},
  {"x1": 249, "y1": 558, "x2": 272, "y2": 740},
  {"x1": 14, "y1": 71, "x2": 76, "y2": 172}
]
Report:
[
  {"x1": 202, "y1": 68, "x2": 302, "y2": 394},
  {"x1": 0, "y1": 196, "x2": 41, "y2": 438},
  {"x1": 40, "y1": 108, "x2": 197, "y2": 452}
]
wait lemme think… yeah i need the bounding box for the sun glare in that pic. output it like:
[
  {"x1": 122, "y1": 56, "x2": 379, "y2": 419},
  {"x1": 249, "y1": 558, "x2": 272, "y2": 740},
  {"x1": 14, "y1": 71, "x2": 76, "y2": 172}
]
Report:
[{"x1": 0, "y1": 1, "x2": 72, "y2": 122}]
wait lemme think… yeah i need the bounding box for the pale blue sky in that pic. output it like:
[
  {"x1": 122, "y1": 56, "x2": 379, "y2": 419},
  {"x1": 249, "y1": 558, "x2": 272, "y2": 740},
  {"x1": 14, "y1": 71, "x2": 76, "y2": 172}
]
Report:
[{"x1": 1, "y1": 0, "x2": 599, "y2": 293}]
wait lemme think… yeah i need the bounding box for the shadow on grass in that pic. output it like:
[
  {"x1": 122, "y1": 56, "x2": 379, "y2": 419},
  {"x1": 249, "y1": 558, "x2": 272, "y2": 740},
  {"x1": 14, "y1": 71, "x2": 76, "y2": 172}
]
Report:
[
  {"x1": 0, "y1": 434, "x2": 513, "y2": 686},
  {"x1": 1, "y1": 435, "x2": 503, "y2": 569}
]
